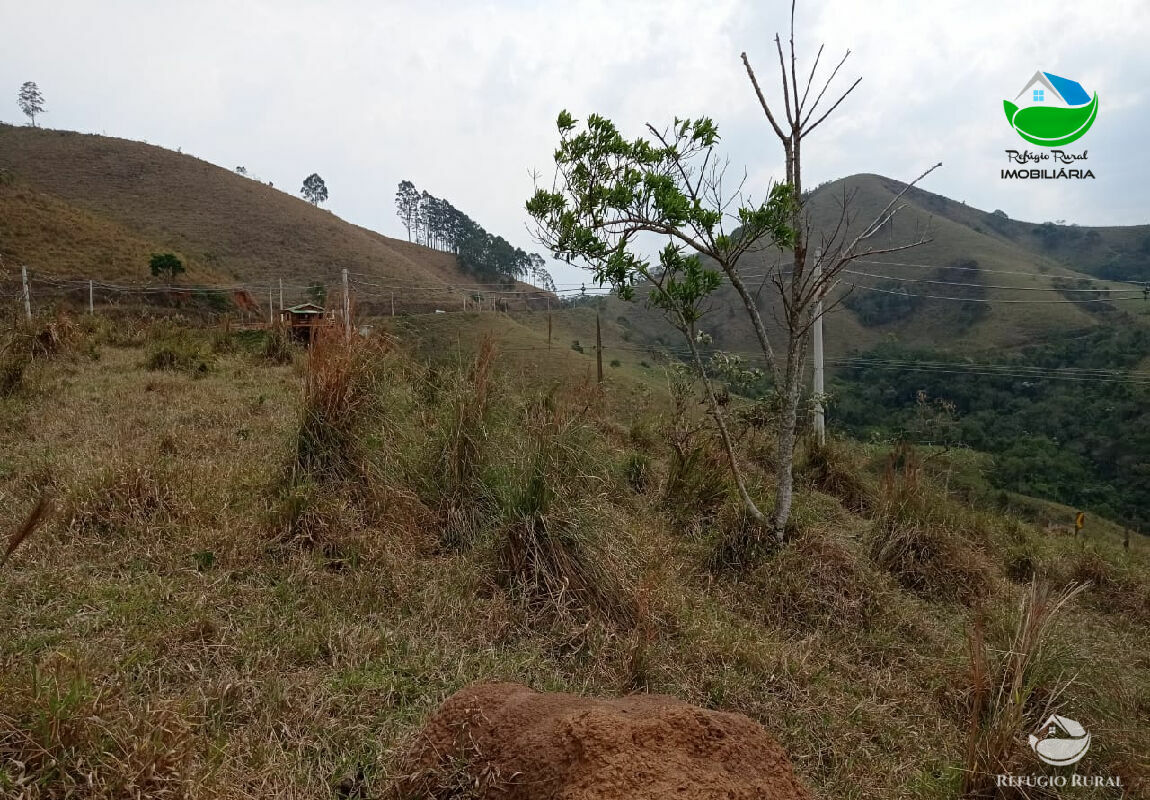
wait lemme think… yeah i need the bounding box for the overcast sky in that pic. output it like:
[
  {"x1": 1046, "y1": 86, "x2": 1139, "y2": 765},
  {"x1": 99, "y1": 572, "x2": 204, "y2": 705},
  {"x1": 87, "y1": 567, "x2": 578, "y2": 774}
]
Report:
[{"x1": 3, "y1": 0, "x2": 1147, "y2": 287}]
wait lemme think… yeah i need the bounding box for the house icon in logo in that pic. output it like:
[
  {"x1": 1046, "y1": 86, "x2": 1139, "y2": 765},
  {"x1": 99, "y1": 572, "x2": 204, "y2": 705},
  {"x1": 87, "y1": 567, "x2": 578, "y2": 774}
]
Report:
[
  {"x1": 1028, "y1": 714, "x2": 1091, "y2": 766},
  {"x1": 1013, "y1": 71, "x2": 1092, "y2": 109}
]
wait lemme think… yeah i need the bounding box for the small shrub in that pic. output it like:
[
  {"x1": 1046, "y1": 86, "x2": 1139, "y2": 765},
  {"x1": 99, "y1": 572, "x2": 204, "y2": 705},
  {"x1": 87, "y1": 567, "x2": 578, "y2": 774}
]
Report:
[
  {"x1": 662, "y1": 441, "x2": 728, "y2": 532},
  {"x1": 436, "y1": 338, "x2": 497, "y2": 548},
  {"x1": 609, "y1": 358, "x2": 621, "y2": 368},
  {"x1": 798, "y1": 437, "x2": 874, "y2": 513},
  {"x1": 570, "y1": 340, "x2": 584, "y2": 353},
  {"x1": 706, "y1": 499, "x2": 774, "y2": 571},
  {"x1": 495, "y1": 397, "x2": 634, "y2": 625}
]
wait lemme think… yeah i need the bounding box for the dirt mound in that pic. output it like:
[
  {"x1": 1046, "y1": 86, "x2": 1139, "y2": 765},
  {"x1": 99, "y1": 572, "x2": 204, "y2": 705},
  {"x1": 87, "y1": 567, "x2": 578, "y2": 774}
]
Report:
[{"x1": 391, "y1": 682, "x2": 814, "y2": 799}]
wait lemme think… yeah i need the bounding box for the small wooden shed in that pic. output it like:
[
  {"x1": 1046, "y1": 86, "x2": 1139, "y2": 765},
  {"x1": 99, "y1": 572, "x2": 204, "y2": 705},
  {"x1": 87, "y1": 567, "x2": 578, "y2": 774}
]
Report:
[{"x1": 279, "y1": 303, "x2": 335, "y2": 342}]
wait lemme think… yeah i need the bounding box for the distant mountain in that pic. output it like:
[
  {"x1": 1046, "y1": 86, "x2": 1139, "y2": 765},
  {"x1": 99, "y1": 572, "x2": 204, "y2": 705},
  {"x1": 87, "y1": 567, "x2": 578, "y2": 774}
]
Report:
[{"x1": 604, "y1": 173, "x2": 1150, "y2": 361}]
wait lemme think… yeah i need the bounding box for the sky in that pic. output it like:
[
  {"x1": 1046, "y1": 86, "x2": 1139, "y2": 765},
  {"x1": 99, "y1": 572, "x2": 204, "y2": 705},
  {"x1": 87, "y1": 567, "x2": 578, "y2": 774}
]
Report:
[{"x1": 2, "y1": 0, "x2": 1147, "y2": 288}]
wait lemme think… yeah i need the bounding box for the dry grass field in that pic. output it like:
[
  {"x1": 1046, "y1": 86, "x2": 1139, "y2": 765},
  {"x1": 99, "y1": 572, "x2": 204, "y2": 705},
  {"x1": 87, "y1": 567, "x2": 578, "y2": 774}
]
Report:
[{"x1": 1, "y1": 312, "x2": 1146, "y2": 798}]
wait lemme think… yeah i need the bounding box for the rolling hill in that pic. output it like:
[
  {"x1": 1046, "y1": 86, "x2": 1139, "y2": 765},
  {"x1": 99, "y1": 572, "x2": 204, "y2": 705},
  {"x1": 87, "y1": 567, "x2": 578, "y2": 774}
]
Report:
[
  {"x1": 0, "y1": 123, "x2": 526, "y2": 310},
  {"x1": 605, "y1": 173, "x2": 1150, "y2": 362}
]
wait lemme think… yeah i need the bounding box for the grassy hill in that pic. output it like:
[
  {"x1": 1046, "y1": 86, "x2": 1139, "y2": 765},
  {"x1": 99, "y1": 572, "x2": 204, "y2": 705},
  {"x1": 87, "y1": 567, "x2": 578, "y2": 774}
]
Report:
[
  {"x1": 606, "y1": 174, "x2": 1149, "y2": 362},
  {"x1": 0, "y1": 124, "x2": 514, "y2": 308}
]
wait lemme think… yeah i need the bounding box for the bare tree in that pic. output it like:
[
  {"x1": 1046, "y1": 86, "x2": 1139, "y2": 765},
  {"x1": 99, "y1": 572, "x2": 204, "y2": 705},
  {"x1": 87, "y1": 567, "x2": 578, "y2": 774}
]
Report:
[{"x1": 735, "y1": 3, "x2": 941, "y2": 539}]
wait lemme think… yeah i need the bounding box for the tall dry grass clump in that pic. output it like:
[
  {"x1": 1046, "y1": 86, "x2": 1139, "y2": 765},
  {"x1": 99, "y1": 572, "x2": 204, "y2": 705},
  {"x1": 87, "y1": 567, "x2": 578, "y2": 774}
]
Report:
[
  {"x1": 292, "y1": 328, "x2": 380, "y2": 483},
  {"x1": 495, "y1": 391, "x2": 635, "y2": 626},
  {"x1": 961, "y1": 581, "x2": 1087, "y2": 797},
  {"x1": 437, "y1": 336, "x2": 496, "y2": 548},
  {"x1": 870, "y1": 443, "x2": 990, "y2": 602}
]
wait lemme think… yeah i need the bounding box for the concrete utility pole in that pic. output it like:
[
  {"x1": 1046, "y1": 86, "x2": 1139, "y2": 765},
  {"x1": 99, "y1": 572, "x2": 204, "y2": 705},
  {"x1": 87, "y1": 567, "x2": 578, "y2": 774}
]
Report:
[
  {"x1": 268, "y1": 287, "x2": 274, "y2": 326},
  {"x1": 278, "y1": 278, "x2": 283, "y2": 311},
  {"x1": 812, "y1": 248, "x2": 825, "y2": 446},
  {"x1": 21, "y1": 266, "x2": 31, "y2": 321},
  {"x1": 390, "y1": 292, "x2": 395, "y2": 317},
  {"x1": 342, "y1": 268, "x2": 350, "y2": 337},
  {"x1": 88, "y1": 280, "x2": 94, "y2": 314}
]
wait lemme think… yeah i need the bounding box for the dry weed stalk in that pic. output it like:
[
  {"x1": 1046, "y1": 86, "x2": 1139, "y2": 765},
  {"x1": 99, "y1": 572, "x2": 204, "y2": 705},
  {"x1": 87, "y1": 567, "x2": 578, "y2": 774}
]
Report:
[{"x1": 2, "y1": 494, "x2": 52, "y2": 568}]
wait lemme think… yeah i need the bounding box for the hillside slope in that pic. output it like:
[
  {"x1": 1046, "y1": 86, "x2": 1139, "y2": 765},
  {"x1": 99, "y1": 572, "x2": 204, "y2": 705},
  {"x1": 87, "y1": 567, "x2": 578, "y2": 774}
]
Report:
[
  {"x1": 0, "y1": 124, "x2": 498, "y2": 306},
  {"x1": 608, "y1": 174, "x2": 1148, "y2": 361}
]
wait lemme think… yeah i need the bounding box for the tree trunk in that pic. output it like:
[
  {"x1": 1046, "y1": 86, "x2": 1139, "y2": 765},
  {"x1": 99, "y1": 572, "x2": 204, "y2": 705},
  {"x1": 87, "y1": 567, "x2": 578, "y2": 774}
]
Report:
[
  {"x1": 684, "y1": 322, "x2": 769, "y2": 529},
  {"x1": 771, "y1": 354, "x2": 803, "y2": 542}
]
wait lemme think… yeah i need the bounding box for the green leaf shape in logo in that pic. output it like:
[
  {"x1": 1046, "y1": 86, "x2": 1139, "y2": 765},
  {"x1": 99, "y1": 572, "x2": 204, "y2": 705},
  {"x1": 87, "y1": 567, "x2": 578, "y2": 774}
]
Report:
[{"x1": 1003, "y1": 93, "x2": 1099, "y2": 147}]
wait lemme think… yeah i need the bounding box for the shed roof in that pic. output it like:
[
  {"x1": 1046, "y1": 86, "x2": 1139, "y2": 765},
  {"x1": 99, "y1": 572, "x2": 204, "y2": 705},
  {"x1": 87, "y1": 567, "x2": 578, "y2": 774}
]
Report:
[{"x1": 284, "y1": 303, "x2": 325, "y2": 314}]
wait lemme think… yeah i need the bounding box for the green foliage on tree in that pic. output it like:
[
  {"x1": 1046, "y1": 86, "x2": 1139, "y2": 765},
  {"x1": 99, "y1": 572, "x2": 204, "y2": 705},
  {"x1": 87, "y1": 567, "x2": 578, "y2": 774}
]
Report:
[
  {"x1": 527, "y1": 110, "x2": 797, "y2": 535},
  {"x1": 300, "y1": 173, "x2": 328, "y2": 206},
  {"x1": 149, "y1": 252, "x2": 185, "y2": 281},
  {"x1": 17, "y1": 81, "x2": 45, "y2": 127}
]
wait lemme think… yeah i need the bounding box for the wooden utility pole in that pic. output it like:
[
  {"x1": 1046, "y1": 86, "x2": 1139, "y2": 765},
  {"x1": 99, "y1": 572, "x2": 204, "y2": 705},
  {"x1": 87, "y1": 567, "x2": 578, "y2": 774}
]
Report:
[
  {"x1": 341, "y1": 268, "x2": 350, "y2": 337},
  {"x1": 21, "y1": 266, "x2": 31, "y2": 321},
  {"x1": 278, "y1": 278, "x2": 283, "y2": 311},
  {"x1": 596, "y1": 311, "x2": 603, "y2": 383},
  {"x1": 812, "y1": 248, "x2": 825, "y2": 446},
  {"x1": 547, "y1": 295, "x2": 552, "y2": 350}
]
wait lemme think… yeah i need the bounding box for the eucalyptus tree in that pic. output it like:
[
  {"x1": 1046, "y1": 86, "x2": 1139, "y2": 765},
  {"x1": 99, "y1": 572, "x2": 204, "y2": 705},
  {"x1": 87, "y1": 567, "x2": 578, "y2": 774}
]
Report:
[{"x1": 17, "y1": 82, "x2": 45, "y2": 127}]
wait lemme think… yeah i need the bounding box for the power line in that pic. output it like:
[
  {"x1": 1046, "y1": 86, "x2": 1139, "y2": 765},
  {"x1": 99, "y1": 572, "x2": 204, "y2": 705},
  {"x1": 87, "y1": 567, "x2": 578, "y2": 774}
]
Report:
[
  {"x1": 842, "y1": 281, "x2": 1144, "y2": 304},
  {"x1": 842, "y1": 268, "x2": 1134, "y2": 293}
]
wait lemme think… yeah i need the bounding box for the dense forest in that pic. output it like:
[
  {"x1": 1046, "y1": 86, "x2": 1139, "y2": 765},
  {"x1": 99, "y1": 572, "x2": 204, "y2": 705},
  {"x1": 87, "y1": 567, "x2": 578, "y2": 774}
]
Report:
[
  {"x1": 394, "y1": 180, "x2": 556, "y2": 288},
  {"x1": 830, "y1": 322, "x2": 1150, "y2": 531}
]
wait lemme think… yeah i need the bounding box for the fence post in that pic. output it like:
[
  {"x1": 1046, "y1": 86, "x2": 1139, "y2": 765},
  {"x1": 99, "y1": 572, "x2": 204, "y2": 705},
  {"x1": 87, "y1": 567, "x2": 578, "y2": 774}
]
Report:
[
  {"x1": 342, "y1": 268, "x2": 350, "y2": 337},
  {"x1": 21, "y1": 265, "x2": 32, "y2": 321}
]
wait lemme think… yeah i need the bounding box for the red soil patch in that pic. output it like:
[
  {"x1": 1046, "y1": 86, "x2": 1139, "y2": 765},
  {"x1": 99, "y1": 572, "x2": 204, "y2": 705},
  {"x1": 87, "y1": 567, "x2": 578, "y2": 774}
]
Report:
[{"x1": 391, "y1": 682, "x2": 814, "y2": 799}]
